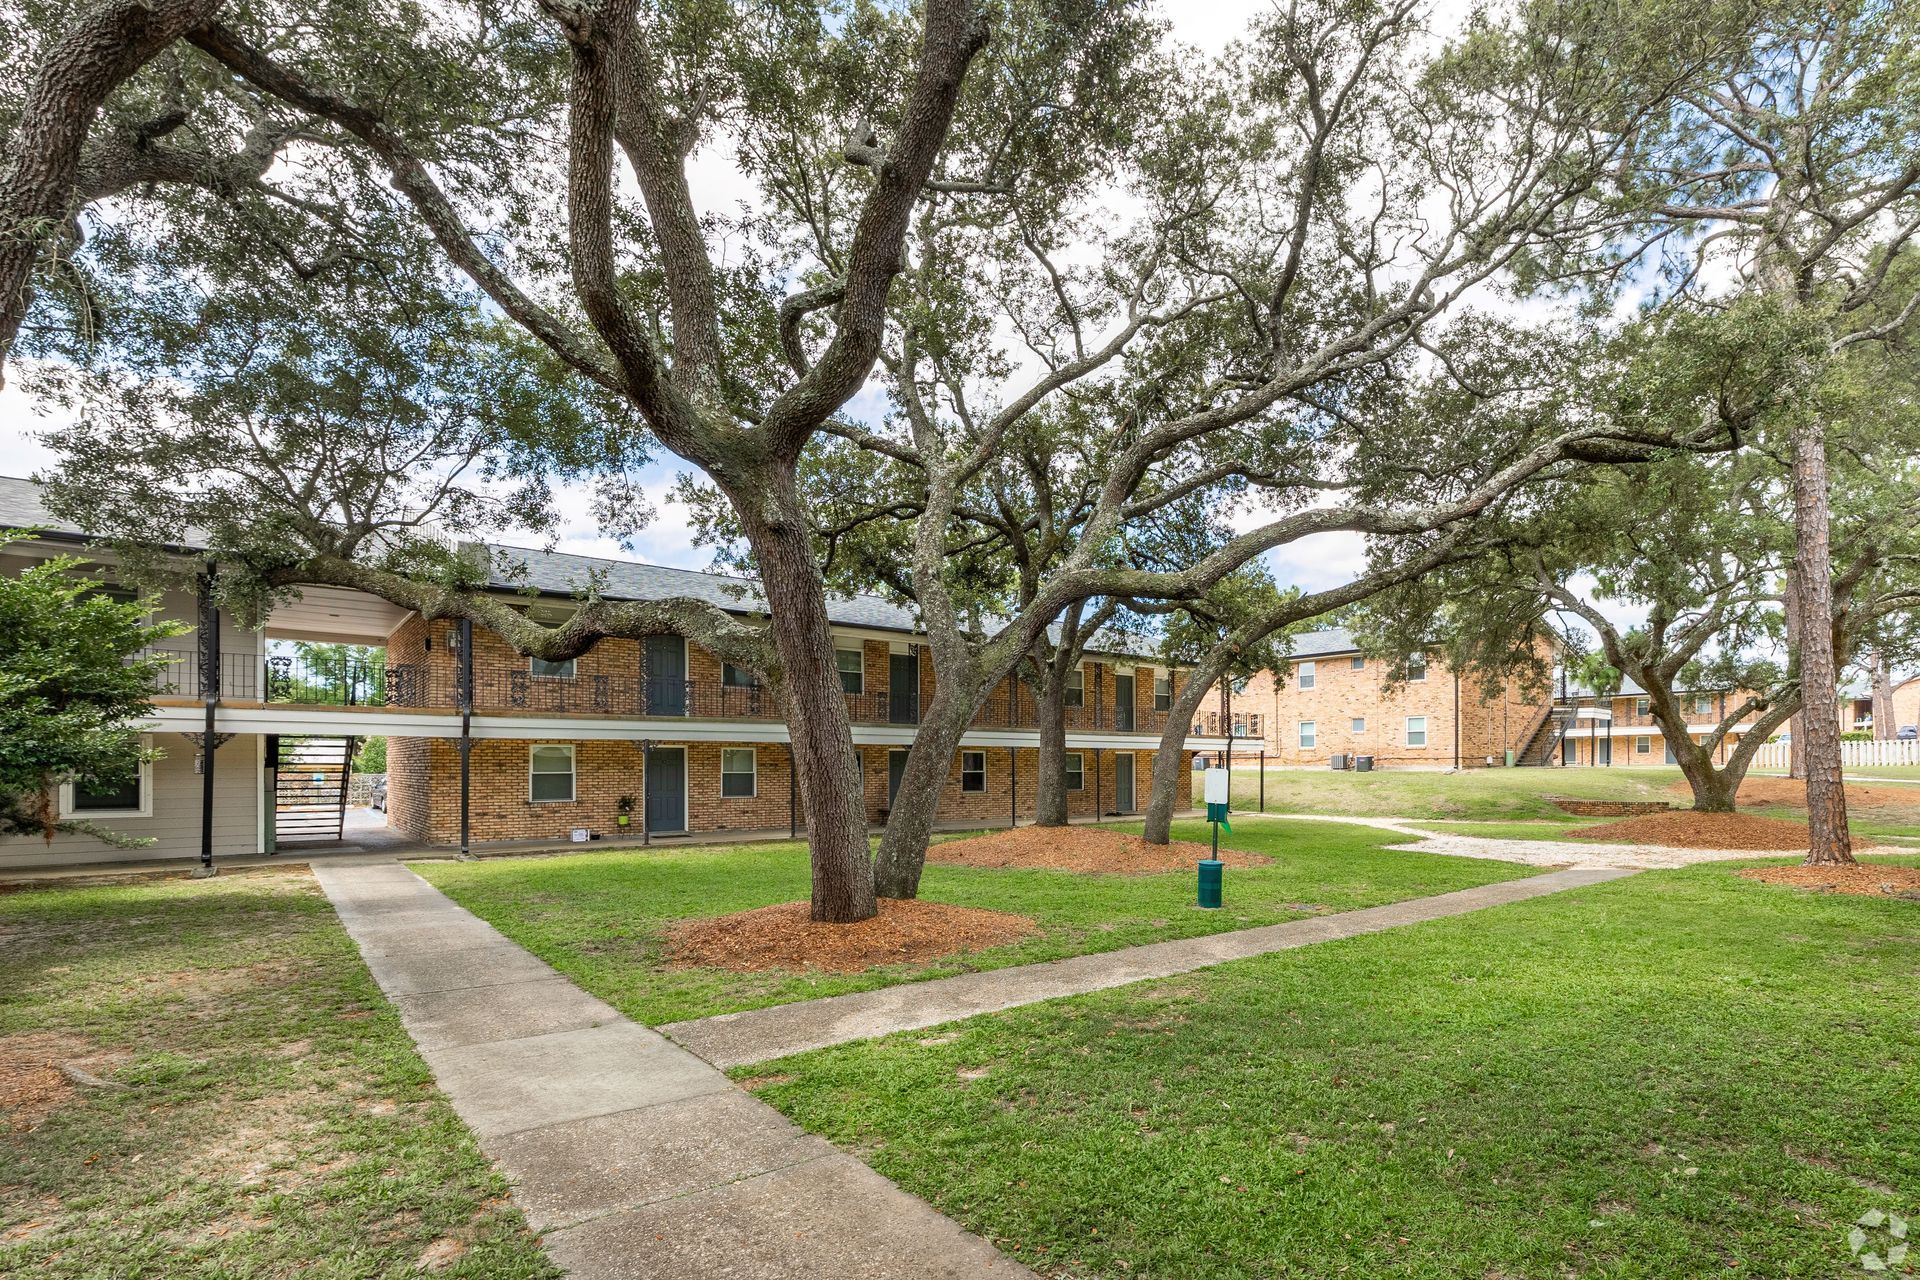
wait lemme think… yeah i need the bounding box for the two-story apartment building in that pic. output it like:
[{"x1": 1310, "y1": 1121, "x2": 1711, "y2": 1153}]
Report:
[
  {"x1": 0, "y1": 477, "x2": 1225, "y2": 869},
  {"x1": 1216, "y1": 628, "x2": 1557, "y2": 769},
  {"x1": 1556, "y1": 676, "x2": 1767, "y2": 766}
]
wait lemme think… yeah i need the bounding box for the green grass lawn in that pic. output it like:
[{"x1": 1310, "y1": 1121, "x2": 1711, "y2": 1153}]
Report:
[
  {"x1": 416, "y1": 820, "x2": 1535, "y2": 1026},
  {"x1": 1204, "y1": 764, "x2": 1692, "y2": 821},
  {"x1": 0, "y1": 871, "x2": 556, "y2": 1280},
  {"x1": 745, "y1": 855, "x2": 1920, "y2": 1279}
]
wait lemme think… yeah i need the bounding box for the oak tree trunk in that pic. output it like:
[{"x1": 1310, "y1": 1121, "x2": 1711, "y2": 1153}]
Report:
[
  {"x1": 729, "y1": 475, "x2": 877, "y2": 922},
  {"x1": 1033, "y1": 673, "x2": 1070, "y2": 827},
  {"x1": 869, "y1": 673, "x2": 981, "y2": 901},
  {"x1": 1144, "y1": 664, "x2": 1226, "y2": 844},
  {"x1": 1788, "y1": 414, "x2": 1854, "y2": 865}
]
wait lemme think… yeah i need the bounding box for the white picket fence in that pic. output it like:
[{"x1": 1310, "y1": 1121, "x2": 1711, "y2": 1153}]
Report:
[{"x1": 1750, "y1": 738, "x2": 1920, "y2": 771}]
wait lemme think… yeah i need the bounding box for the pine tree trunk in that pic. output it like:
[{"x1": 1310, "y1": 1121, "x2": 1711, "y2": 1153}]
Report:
[
  {"x1": 1788, "y1": 414, "x2": 1854, "y2": 866},
  {"x1": 732, "y1": 478, "x2": 876, "y2": 922},
  {"x1": 1784, "y1": 568, "x2": 1806, "y2": 779}
]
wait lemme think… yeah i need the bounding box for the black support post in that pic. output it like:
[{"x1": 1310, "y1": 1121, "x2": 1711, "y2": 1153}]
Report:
[
  {"x1": 195, "y1": 567, "x2": 221, "y2": 877},
  {"x1": 1009, "y1": 746, "x2": 1018, "y2": 829},
  {"x1": 1259, "y1": 750, "x2": 1266, "y2": 812},
  {"x1": 1094, "y1": 748, "x2": 1102, "y2": 820}
]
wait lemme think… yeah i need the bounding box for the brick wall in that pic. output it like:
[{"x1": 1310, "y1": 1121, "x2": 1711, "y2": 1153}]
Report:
[{"x1": 384, "y1": 732, "x2": 1192, "y2": 845}]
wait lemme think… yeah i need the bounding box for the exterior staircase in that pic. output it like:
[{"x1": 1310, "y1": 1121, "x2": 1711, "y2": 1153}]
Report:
[
  {"x1": 1515, "y1": 706, "x2": 1575, "y2": 767},
  {"x1": 274, "y1": 736, "x2": 357, "y2": 844}
]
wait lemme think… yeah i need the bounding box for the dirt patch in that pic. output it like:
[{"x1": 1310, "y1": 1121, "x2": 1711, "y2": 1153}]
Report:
[
  {"x1": 1739, "y1": 864, "x2": 1920, "y2": 899},
  {"x1": 0, "y1": 1034, "x2": 125, "y2": 1133},
  {"x1": 927, "y1": 825, "x2": 1269, "y2": 874},
  {"x1": 1571, "y1": 811, "x2": 1865, "y2": 851},
  {"x1": 664, "y1": 898, "x2": 1041, "y2": 973},
  {"x1": 1550, "y1": 798, "x2": 1673, "y2": 817}
]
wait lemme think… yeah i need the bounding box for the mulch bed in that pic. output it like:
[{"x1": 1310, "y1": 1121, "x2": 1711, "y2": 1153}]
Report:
[
  {"x1": 1572, "y1": 810, "x2": 1870, "y2": 851},
  {"x1": 1717, "y1": 776, "x2": 1920, "y2": 817},
  {"x1": 927, "y1": 825, "x2": 1270, "y2": 874},
  {"x1": 663, "y1": 898, "x2": 1041, "y2": 973},
  {"x1": 1739, "y1": 864, "x2": 1920, "y2": 899}
]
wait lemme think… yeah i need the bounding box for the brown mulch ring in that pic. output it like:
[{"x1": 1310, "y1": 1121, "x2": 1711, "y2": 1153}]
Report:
[
  {"x1": 926, "y1": 825, "x2": 1270, "y2": 874},
  {"x1": 663, "y1": 898, "x2": 1041, "y2": 973},
  {"x1": 1739, "y1": 863, "x2": 1920, "y2": 899},
  {"x1": 1674, "y1": 776, "x2": 1920, "y2": 817},
  {"x1": 1572, "y1": 810, "x2": 1872, "y2": 852}
]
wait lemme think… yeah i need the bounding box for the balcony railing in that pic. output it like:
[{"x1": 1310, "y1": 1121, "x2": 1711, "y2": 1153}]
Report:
[{"x1": 142, "y1": 640, "x2": 1171, "y2": 734}]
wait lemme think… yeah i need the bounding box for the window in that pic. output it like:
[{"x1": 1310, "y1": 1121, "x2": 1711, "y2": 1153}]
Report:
[
  {"x1": 1153, "y1": 671, "x2": 1171, "y2": 711},
  {"x1": 1350, "y1": 655, "x2": 1366, "y2": 671},
  {"x1": 1249, "y1": 714, "x2": 1262, "y2": 737},
  {"x1": 1064, "y1": 667, "x2": 1084, "y2": 708},
  {"x1": 1232, "y1": 717, "x2": 1249, "y2": 737},
  {"x1": 62, "y1": 737, "x2": 152, "y2": 818},
  {"x1": 961, "y1": 750, "x2": 986, "y2": 792},
  {"x1": 1636, "y1": 697, "x2": 1650, "y2": 717},
  {"x1": 1299, "y1": 720, "x2": 1317, "y2": 749},
  {"x1": 722, "y1": 663, "x2": 758, "y2": 688},
  {"x1": 1406, "y1": 654, "x2": 1429, "y2": 682},
  {"x1": 1405, "y1": 716, "x2": 1429, "y2": 747},
  {"x1": 530, "y1": 656, "x2": 576, "y2": 679},
  {"x1": 1693, "y1": 693, "x2": 1714, "y2": 716},
  {"x1": 1065, "y1": 752, "x2": 1085, "y2": 791},
  {"x1": 1298, "y1": 661, "x2": 1317, "y2": 690},
  {"x1": 721, "y1": 748, "x2": 756, "y2": 798},
  {"x1": 1635, "y1": 735, "x2": 1652, "y2": 754},
  {"x1": 1351, "y1": 717, "x2": 1366, "y2": 733},
  {"x1": 836, "y1": 647, "x2": 864, "y2": 694},
  {"x1": 529, "y1": 745, "x2": 575, "y2": 802}
]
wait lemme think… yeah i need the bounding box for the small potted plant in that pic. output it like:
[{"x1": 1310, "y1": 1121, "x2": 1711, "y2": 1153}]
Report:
[{"x1": 615, "y1": 795, "x2": 635, "y2": 829}]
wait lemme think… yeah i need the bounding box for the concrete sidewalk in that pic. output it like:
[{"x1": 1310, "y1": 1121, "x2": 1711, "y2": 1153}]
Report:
[
  {"x1": 661, "y1": 866, "x2": 1638, "y2": 1069},
  {"x1": 313, "y1": 861, "x2": 1031, "y2": 1280}
]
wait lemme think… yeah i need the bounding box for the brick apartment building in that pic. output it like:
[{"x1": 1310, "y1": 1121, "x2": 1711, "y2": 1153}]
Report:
[
  {"x1": 0, "y1": 476, "x2": 1226, "y2": 868},
  {"x1": 1557, "y1": 676, "x2": 1767, "y2": 766},
  {"x1": 1215, "y1": 628, "x2": 1556, "y2": 768}
]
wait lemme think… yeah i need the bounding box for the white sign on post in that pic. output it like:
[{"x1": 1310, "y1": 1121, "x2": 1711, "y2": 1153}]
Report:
[{"x1": 1204, "y1": 767, "x2": 1230, "y2": 806}]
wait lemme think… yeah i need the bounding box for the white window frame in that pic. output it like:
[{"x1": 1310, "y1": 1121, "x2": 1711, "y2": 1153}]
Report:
[
  {"x1": 60, "y1": 734, "x2": 154, "y2": 819},
  {"x1": 1406, "y1": 654, "x2": 1429, "y2": 683},
  {"x1": 1635, "y1": 697, "x2": 1650, "y2": 717},
  {"x1": 1064, "y1": 751, "x2": 1086, "y2": 791},
  {"x1": 722, "y1": 662, "x2": 759, "y2": 689},
  {"x1": 1635, "y1": 735, "x2": 1652, "y2": 754},
  {"x1": 1298, "y1": 660, "x2": 1317, "y2": 690},
  {"x1": 1351, "y1": 717, "x2": 1366, "y2": 733},
  {"x1": 1693, "y1": 693, "x2": 1714, "y2": 716},
  {"x1": 1063, "y1": 667, "x2": 1085, "y2": 708},
  {"x1": 1298, "y1": 720, "x2": 1317, "y2": 750},
  {"x1": 835, "y1": 646, "x2": 864, "y2": 695},
  {"x1": 529, "y1": 744, "x2": 576, "y2": 803},
  {"x1": 721, "y1": 747, "x2": 757, "y2": 798},
  {"x1": 1405, "y1": 716, "x2": 1429, "y2": 747},
  {"x1": 1350, "y1": 655, "x2": 1365, "y2": 671},
  {"x1": 1248, "y1": 714, "x2": 1261, "y2": 737},
  {"x1": 530, "y1": 655, "x2": 576, "y2": 679},
  {"x1": 1153, "y1": 670, "x2": 1172, "y2": 711},
  {"x1": 960, "y1": 750, "x2": 987, "y2": 793}
]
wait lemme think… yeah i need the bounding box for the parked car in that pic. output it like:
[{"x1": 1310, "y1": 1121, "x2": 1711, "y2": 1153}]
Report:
[
  {"x1": 1900, "y1": 725, "x2": 1918, "y2": 741},
  {"x1": 369, "y1": 775, "x2": 388, "y2": 811}
]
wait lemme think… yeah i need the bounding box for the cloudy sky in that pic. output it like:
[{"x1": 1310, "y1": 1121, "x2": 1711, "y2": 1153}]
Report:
[{"x1": 0, "y1": 0, "x2": 1464, "y2": 601}]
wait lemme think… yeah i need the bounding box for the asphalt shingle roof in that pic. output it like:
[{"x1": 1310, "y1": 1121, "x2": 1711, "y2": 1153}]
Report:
[{"x1": 0, "y1": 475, "x2": 82, "y2": 538}]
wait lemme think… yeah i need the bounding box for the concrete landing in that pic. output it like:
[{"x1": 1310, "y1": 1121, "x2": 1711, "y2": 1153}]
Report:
[
  {"x1": 661, "y1": 866, "x2": 1639, "y2": 1069},
  {"x1": 312, "y1": 861, "x2": 1031, "y2": 1279}
]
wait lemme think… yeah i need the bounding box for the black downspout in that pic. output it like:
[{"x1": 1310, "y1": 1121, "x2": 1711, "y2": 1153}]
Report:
[
  {"x1": 1094, "y1": 747, "x2": 1102, "y2": 821},
  {"x1": 195, "y1": 566, "x2": 221, "y2": 876},
  {"x1": 458, "y1": 618, "x2": 474, "y2": 860},
  {"x1": 1009, "y1": 746, "x2": 1018, "y2": 829}
]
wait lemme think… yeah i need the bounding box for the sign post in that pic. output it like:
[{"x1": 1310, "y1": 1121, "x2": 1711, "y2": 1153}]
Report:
[{"x1": 1199, "y1": 766, "x2": 1229, "y2": 908}]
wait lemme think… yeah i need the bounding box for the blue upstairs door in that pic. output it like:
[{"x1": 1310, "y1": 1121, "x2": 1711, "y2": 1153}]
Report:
[
  {"x1": 645, "y1": 635, "x2": 687, "y2": 716},
  {"x1": 889, "y1": 651, "x2": 919, "y2": 724},
  {"x1": 645, "y1": 747, "x2": 686, "y2": 833}
]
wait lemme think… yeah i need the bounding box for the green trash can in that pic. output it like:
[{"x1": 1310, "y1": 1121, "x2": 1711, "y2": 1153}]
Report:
[{"x1": 1197, "y1": 859, "x2": 1224, "y2": 909}]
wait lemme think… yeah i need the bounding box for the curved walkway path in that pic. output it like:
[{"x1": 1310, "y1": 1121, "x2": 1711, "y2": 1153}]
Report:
[{"x1": 1266, "y1": 811, "x2": 1785, "y2": 870}]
